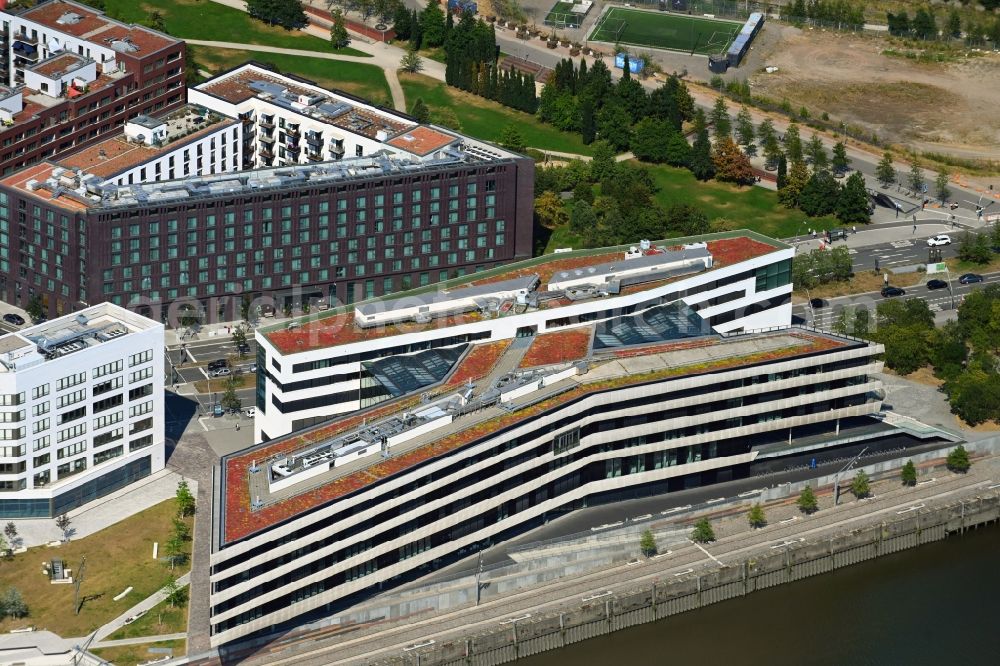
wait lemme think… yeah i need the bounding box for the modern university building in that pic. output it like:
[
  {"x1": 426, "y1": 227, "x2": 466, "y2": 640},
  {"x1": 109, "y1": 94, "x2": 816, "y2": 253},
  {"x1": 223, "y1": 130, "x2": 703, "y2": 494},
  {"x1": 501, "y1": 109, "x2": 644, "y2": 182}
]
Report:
[{"x1": 206, "y1": 231, "x2": 906, "y2": 646}]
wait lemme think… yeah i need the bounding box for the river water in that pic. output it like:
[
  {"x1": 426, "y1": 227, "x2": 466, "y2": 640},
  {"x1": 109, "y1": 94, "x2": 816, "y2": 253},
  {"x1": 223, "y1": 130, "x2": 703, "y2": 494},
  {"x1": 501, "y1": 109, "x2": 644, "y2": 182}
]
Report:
[{"x1": 520, "y1": 526, "x2": 1000, "y2": 666}]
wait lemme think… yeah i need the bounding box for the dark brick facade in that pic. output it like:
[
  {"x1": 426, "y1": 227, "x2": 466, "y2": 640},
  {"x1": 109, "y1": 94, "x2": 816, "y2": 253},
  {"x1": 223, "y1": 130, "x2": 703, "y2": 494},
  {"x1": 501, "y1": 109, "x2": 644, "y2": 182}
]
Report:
[{"x1": 0, "y1": 156, "x2": 534, "y2": 319}]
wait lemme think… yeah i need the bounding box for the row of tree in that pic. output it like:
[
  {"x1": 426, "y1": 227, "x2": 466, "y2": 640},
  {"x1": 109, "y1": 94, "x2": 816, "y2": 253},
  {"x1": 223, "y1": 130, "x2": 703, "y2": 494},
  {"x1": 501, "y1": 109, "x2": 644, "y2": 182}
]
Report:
[
  {"x1": 247, "y1": 0, "x2": 308, "y2": 30},
  {"x1": 886, "y1": 8, "x2": 940, "y2": 40},
  {"x1": 791, "y1": 246, "x2": 853, "y2": 290},
  {"x1": 443, "y1": 13, "x2": 536, "y2": 114},
  {"x1": 781, "y1": 0, "x2": 865, "y2": 31}
]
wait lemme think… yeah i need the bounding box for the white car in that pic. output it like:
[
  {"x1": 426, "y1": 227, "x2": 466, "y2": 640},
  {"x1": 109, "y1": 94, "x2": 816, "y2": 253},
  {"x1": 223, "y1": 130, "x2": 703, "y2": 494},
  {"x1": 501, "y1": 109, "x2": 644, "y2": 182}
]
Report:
[
  {"x1": 210, "y1": 368, "x2": 232, "y2": 378},
  {"x1": 927, "y1": 234, "x2": 952, "y2": 246},
  {"x1": 244, "y1": 407, "x2": 256, "y2": 418}
]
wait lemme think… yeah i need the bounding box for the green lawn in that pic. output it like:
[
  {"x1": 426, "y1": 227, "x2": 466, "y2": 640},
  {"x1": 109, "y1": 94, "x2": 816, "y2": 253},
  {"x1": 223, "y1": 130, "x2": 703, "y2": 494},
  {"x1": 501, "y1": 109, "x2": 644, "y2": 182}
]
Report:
[
  {"x1": 193, "y1": 47, "x2": 391, "y2": 106},
  {"x1": 92, "y1": 639, "x2": 185, "y2": 666},
  {"x1": 399, "y1": 73, "x2": 593, "y2": 156},
  {"x1": 590, "y1": 7, "x2": 739, "y2": 54},
  {"x1": 0, "y1": 501, "x2": 191, "y2": 638},
  {"x1": 104, "y1": 0, "x2": 369, "y2": 56},
  {"x1": 646, "y1": 163, "x2": 838, "y2": 239},
  {"x1": 541, "y1": 162, "x2": 838, "y2": 254},
  {"x1": 545, "y1": 1, "x2": 584, "y2": 28},
  {"x1": 108, "y1": 596, "x2": 187, "y2": 640}
]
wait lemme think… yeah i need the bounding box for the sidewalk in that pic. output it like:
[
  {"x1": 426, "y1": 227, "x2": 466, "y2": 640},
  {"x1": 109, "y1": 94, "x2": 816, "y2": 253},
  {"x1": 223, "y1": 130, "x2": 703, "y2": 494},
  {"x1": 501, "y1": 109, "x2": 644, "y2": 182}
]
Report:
[
  {"x1": 13, "y1": 470, "x2": 190, "y2": 548},
  {"x1": 92, "y1": 633, "x2": 186, "y2": 649}
]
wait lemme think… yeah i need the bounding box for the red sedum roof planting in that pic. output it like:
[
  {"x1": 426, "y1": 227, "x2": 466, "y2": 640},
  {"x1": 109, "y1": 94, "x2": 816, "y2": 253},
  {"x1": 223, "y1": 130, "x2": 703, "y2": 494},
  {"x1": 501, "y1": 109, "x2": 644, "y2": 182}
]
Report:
[
  {"x1": 519, "y1": 327, "x2": 593, "y2": 368},
  {"x1": 444, "y1": 340, "x2": 511, "y2": 388},
  {"x1": 223, "y1": 329, "x2": 851, "y2": 544}
]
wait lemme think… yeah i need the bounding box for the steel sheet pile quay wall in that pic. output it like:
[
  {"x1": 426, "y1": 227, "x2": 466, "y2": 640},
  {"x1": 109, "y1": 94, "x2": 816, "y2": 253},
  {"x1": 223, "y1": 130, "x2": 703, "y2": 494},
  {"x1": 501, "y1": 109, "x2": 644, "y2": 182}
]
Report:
[{"x1": 370, "y1": 493, "x2": 1000, "y2": 666}]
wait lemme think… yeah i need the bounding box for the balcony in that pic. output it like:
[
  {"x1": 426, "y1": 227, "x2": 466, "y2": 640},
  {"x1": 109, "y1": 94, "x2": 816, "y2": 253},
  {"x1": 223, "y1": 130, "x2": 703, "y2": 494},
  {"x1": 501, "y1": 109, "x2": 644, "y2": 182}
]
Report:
[
  {"x1": 307, "y1": 152, "x2": 324, "y2": 162},
  {"x1": 286, "y1": 144, "x2": 301, "y2": 154},
  {"x1": 285, "y1": 125, "x2": 300, "y2": 137},
  {"x1": 258, "y1": 133, "x2": 275, "y2": 144},
  {"x1": 15, "y1": 32, "x2": 38, "y2": 45},
  {"x1": 329, "y1": 141, "x2": 345, "y2": 156},
  {"x1": 258, "y1": 117, "x2": 275, "y2": 129},
  {"x1": 305, "y1": 132, "x2": 323, "y2": 146},
  {"x1": 259, "y1": 146, "x2": 274, "y2": 158}
]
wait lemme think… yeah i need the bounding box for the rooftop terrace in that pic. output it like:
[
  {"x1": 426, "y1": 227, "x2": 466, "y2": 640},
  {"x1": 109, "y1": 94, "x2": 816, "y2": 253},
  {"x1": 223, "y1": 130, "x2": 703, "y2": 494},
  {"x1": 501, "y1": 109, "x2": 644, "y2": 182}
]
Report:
[
  {"x1": 261, "y1": 233, "x2": 783, "y2": 354},
  {"x1": 19, "y1": 0, "x2": 178, "y2": 54},
  {"x1": 222, "y1": 326, "x2": 855, "y2": 544}
]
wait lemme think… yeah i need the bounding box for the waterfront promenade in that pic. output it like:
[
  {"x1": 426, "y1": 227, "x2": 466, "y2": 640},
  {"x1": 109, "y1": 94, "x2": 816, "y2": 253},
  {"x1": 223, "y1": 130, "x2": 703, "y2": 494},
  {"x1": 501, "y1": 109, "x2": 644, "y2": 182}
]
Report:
[{"x1": 205, "y1": 444, "x2": 1000, "y2": 666}]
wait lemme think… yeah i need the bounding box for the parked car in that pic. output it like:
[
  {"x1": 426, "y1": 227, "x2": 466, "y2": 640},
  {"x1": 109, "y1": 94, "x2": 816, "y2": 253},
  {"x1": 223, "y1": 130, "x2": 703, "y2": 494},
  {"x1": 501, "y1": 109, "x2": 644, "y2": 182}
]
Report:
[
  {"x1": 236, "y1": 342, "x2": 250, "y2": 355},
  {"x1": 927, "y1": 234, "x2": 952, "y2": 246},
  {"x1": 881, "y1": 286, "x2": 906, "y2": 297},
  {"x1": 244, "y1": 407, "x2": 256, "y2": 418},
  {"x1": 959, "y1": 273, "x2": 984, "y2": 284},
  {"x1": 213, "y1": 404, "x2": 224, "y2": 417},
  {"x1": 210, "y1": 368, "x2": 232, "y2": 378},
  {"x1": 926, "y1": 279, "x2": 948, "y2": 290},
  {"x1": 827, "y1": 228, "x2": 848, "y2": 241},
  {"x1": 207, "y1": 359, "x2": 229, "y2": 371},
  {"x1": 2, "y1": 313, "x2": 25, "y2": 326},
  {"x1": 809, "y1": 298, "x2": 827, "y2": 309}
]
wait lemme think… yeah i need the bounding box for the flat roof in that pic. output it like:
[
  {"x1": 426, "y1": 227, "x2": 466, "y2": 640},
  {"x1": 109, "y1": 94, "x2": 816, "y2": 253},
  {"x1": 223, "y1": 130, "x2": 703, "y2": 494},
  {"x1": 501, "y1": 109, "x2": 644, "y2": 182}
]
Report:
[
  {"x1": 29, "y1": 51, "x2": 90, "y2": 78},
  {"x1": 221, "y1": 327, "x2": 857, "y2": 544},
  {"x1": 262, "y1": 233, "x2": 784, "y2": 354},
  {"x1": 387, "y1": 125, "x2": 459, "y2": 156},
  {"x1": 356, "y1": 275, "x2": 539, "y2": 318},
  {"x1": 20, "y1": 0, "x2": 178, "y2": 53}
]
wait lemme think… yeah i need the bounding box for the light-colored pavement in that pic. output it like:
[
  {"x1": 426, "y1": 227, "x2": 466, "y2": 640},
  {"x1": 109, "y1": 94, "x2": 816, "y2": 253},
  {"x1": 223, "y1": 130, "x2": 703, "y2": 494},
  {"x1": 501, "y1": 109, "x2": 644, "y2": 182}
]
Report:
[
  {"x1": 92, "y1": 573, "x2": 191, "y2": 642},
  {"x1": 12, "y1": 470, "x2": 189, "y2": 548}
]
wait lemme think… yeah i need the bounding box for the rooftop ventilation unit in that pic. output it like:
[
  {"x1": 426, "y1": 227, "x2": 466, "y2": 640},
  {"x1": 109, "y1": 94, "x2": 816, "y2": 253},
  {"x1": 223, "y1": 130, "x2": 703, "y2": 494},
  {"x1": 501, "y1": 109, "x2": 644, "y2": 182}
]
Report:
[
  {"x1": 56, "y1": 12, "x2": 84, "y2": 25},
  {"x1": 75, "y1": 314, "x2": 89, "y2": 326}
]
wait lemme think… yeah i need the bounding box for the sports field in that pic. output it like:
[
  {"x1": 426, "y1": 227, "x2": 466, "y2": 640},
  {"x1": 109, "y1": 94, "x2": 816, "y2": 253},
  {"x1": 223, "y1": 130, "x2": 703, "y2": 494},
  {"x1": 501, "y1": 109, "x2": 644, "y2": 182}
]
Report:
[
  {"x1": 545, "y1": 1, "x2": 584, "y2": 28},
  {"x1": 589, "y1": 7, "x2": 740, "y2": 55}
]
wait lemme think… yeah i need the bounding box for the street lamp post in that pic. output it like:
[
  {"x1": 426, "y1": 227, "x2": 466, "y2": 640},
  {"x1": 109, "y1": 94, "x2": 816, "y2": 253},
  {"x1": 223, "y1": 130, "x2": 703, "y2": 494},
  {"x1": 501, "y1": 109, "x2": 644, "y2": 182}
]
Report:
[{"x1": 833, "y1": 447, "x2": 868, "y2": 506}]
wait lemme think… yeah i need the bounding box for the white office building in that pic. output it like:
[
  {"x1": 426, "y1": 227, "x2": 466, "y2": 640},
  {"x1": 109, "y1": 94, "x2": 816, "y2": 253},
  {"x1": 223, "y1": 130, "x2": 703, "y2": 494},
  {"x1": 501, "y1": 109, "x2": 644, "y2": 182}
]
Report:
[{"x1": 0, "y1": 302, "x2": 164, "y2": 519}]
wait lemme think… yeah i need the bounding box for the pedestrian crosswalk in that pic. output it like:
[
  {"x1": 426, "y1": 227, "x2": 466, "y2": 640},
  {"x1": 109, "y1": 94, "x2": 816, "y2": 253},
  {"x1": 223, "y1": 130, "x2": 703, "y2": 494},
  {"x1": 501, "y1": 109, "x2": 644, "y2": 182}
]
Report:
[{"x1": 890, "y1": 240, "x2": 913, "y2": 248}]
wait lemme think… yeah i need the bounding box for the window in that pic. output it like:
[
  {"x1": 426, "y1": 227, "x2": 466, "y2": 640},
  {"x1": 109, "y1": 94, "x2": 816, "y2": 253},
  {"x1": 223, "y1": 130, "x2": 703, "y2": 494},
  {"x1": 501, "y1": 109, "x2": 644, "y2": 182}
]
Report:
[
  {"x1": 57, "y1": 389, "x2": 87, "y2": 409},
  {"x1": 129, "y1": 350, "x2": 153, "y2": 367},
  {"x1": 130, "y1": 366, "x2": 153, "y2": 384},
  {"x1": 32, "y1": 384, "x2": 49, "y2": 400},
  {"x1": 130, "y1": 434, "x2": 153, "y2": 452},
  {"x1": 94, "y1": 428, "x2": 122, "y2": 448},
  {"x1": 57, "y1": 441, "x2": 87, "y2": 460},
  {"x1": 553, "y1": 427, "x2": 580, "y2": 455},
  {"x1": 57, "y1": 457, "x2": 87, "y2": 479},
  {"x1": 129, "y1": 417, "x2": 152, "y2": 436},
  {"x1": 93, "y1": 359, "x2": 123, "y2": 379},
  {"x1": 130, "y1": 401, "x2": 153, "y2": 418},
  {"x1": 94, "y1": 445, "x2": 123, "y2": 465},
  {"x1": 57, "y1": 423, "x2": 86, "y2": 443},
  {"x1": 57, "y1": 372, "x2": 86, "y2": 391},
  {"x1": 93, "y1": 394, "x2": 123, "y2": 414}
]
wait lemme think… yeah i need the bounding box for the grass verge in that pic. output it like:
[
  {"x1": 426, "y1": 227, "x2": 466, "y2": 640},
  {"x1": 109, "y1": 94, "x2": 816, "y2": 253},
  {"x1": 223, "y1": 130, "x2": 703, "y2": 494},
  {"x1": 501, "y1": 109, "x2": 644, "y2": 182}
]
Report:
[
  {"x1": 107, "y1": 596, "x2": 187, "y2": 640},
  {"x1": 0, "y1": 501, "x2": 191, "y2": 637},
  {"x1": 193, "y1": 373, "x2": 256, "y2": 394},
  {"x1": 105, "y1": 0, "x2": 368, "y2": 55},
  {"x1": 399, "y1": 73, "x2": 593, "y2": 156},
  {"x1": 92, "y1": 639, "x2": 186, "y2": 666},
  {"x1": 192, "y1": 47, "x2": 391, "y2": 106},
  {"x1": 794, "y1": 269, "x2": 924, "y2": 300}
]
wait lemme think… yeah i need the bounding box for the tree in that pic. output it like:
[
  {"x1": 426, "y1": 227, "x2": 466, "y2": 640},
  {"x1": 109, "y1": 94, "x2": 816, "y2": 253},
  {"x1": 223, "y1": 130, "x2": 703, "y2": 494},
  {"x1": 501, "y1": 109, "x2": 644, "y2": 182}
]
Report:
[
  {"x1": 759, "y1": 119, "x2": 781, "y2": 167},
  {"x1": 330, "y1": 9, "x2": 350, "y2": 48},
  {"x1": 589, "y1": 141, "x2": 616, "y2": 183},
  {"x1": 221, "y1": 377, "x2": 242, "y2": 412},
  {"x1": 908, "y1": 158, "x2": 925, "y2": 194},
  {"x1": 935, "y1": 170, "x2": 950, "y2": 202},
  {"x1": 410, "y1": 97, "x2": 430, "y2": 123},
  {"x1": 901, "y1": 460, "x2": 917, "y2": 486},
  {"x1": 946, "y1": 444, "x2": 971, "y2": 473},
  {"x1": 875, "y1": 152, "x2": 896, "y2": 188},
  {"x1": 688, "y1": 112, "x2": 715, "y2": 181},
  {"x1": 712, "y1": 136, "x2": 754, "y2": 185},
  {"x1": 799, "y1": 170, "x2": 840, "y2": 217},
  {"x1": 3, "y1": 588, "x2": 27, "y2": 619},
  {"x1": 596, "y1": 102, "x2": 632, "y2": 152},
  {"x1": 666, "y1": 203, "x2": 709, "y2": 236},
  {"x1": 569, "y1": 200, "x2": 597, "y2": 238},
  {"x1": 691, "y1": 518, "x2": 715, "y2": 543},
  {"x1": 735, "y1": 107, "x2": 755, "y2": 147},
  {"x1": 163, "y1": 578, "x2": 188, "y2": 609},
  {"x1": 0, "y1": 535, "x2": 7, "y2": 559},
  {"x1": 806, "y1": 134, "x2": 828, "y2": 171},
  {"x1": 246, "y1": 0, "x2": 308, "y2": 30},
  {"x1": 948, "y1": 9, "x2": 962, "y2": 39},
  {"x1": 55, "y1": 514, "x2": 71, "y2": 542},
  {"x1": 776, "y1": 154, "x2": 787, "y2": 190},
  {"x1": 784, "y1": 123, "x2": 803, "y2": 163},
  {"x1": 144, "y1": 10, "x2": 166, "y2": 32},
  {"x1": 831, "y1": 141, "x2": 849, "y2": 175},
  {"x1": 399, "y1": 46, "x2": 422, "y2": 73},
  {"x1": 580, "y1": 97, "x2": 596, "y2": 145},
  {"x1": 640, "y1": 529, "x2": 657, "y2": 557},
  {"x1": 851, "y1": 470, "x2": 871, "y2": 499},
  {"x1": 747, "y1": 503, "x2": 767, "y2": 529},
  {"x1": 836, "y1": 171, "x2": 872, "y2": 225},
  {"x1": 912, "y1": 8, "x2": 937, "y2": 40},
  {"x1": 3, "y1": 522, "x2": 17, "y2": 549},
  {"x1": 232, "y1": 326, "x2": 247, "y2": 359},
  {"x1": 664, "y1": 129, "x2": 691, "y2": 168},
  {"x1": 778, "y1": 159, "x2": 809, "y2": 209},
  {"x1": 24, "y1": 294, "x2": 44, "y2": 323},
  {"x1": 709, "y1": 96, "x2": 730, "y2": 138},
  {"x1": 797, "y1": 485, "x2": 819, "y2": 514},
  {"x1": 176, "y1": 480, "x2": 196, "y2": 517},
  {"x1": 172, "y1": 516, "x2": 191, "y2": 543},
  {"x1": 957, "y1": 231, "x2": 992, "y2": 264},
  {"x1": 164, "y1": 533, "x2": 185, "y2": 570},
  {"x1": 499, "y1": 124, "x2": 525, "y2": 153},
  {"x1": 419, "y1": 1, "x2": 447, "y2": 48},
  {"x1": 631, "y1": 118, "x2": 672, "y2": 164}
]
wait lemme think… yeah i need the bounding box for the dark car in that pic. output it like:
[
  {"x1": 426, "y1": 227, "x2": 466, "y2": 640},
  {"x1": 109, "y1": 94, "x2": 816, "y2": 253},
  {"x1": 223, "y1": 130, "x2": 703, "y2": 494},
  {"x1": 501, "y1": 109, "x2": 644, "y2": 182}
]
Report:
[
  {"x1": 207, "y1": 359, "x2": 229, "y2": 371},
  {"x1": 828, "y1": 229, "x2": 848, "y2": 241},
  {"x1": 237, "y1": 342, "x2": 251, "y2": 355},
  {"x1": 926, "y1": 279, "x2": 948, "y2": 290},
  {"x1": 809, "y1": 298, "x2": 827, "y2": 309},
  {"x1": 959, "y1": 273, "x2": 983, "y2": 285},
  {"x1": 2, "y1": 313, "x2": 25, "y2": 326},
  {"x1": 881, "y1": 286, "x2": 906, "y2": 297}
]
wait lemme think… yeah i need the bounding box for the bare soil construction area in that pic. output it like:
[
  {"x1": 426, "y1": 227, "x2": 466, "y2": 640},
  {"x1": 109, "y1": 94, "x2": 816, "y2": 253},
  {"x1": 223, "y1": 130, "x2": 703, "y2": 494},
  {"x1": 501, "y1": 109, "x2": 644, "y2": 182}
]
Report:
[{"x1": 750, "y1": 26, "x2": 1000, "y2": 161}]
